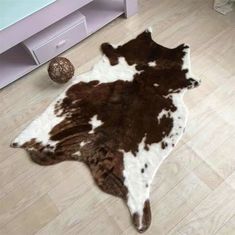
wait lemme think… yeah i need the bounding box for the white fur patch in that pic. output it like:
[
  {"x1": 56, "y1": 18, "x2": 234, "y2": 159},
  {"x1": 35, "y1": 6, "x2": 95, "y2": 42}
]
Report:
[
  {"x1": 73, "y1": 150, "x2": 81, "y2": 157},
  {"x1": 148, "y1": 61, "x2": 157, "y2": 67},
  {"x1": 146, "y1": 26, "x2": 153, "y2": 33},
  {"x1": 157, "y1": 109, "x2": 169, "y2": 123},
  {"x1": 88, "y1": 115, "x2": 103, "y2": 134},
  {"x1": 12, "y1": 92, "x2": 66, "y2": 148},
  {"x1": 73, "y1": 56, "x2": 138, "y2": 84}
]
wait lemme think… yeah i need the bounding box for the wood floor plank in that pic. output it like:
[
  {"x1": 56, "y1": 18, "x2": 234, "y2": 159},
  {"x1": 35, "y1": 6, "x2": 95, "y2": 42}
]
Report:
[
  {"x1": 184, "y1": 110, "x2": 232, "y2": 161},
  {"x1": 226, "y1": 171, "x2": 235, "y2": 190},
  {"x1": 168, "y1": 182, "x2": 235, "y2": 235},
  {"x1": 150, "y1": 172, "x2": 210, "y2": 234},
  {"x1": 48, "y1": 164, "x2": 93, "y2": 212},
  {"x1": 146, "y1": 143, "x2": 204, "y2": 206},
  {"x1": 36, "y1": 188, "x2": 119, "y2": 235},
  {"x1": 203, "y1": 133, "x2": 235, "y2": 180},
  {"x1": 193, "y1": 160, "x2": 224, "y2": 190},
  {"x1": 215, "y1": 215, "x2": 235, "y2": 235},
  {"x1": 1, "y1": 195, "x2": 59, "y2": 235},
  {"x1": 0, "y1": 162, "x2": 77, "y2": 226}
]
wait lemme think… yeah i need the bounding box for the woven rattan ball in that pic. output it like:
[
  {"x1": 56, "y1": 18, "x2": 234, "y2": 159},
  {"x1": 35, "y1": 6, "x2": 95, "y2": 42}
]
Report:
[{"x1": 48, "y1": 57, "x2": 75, "y2": 84}]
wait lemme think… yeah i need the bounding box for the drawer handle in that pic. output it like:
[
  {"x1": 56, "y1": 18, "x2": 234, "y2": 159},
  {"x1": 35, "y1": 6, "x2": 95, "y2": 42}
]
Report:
[{"x1": 56, "y1": 40, "x2": 67, "y2": 48}]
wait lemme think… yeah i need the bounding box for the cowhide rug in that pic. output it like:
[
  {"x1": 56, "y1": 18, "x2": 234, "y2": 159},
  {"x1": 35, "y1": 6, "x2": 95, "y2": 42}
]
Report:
[{"x1": 11, "y1": 29, "x2": 200, "y2": 233}]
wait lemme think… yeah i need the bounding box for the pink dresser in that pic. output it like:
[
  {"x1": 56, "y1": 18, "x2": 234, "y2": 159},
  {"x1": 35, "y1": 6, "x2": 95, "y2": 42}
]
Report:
[{"x1": 0, "y1": 0, "x2": 138, "y2": 89}]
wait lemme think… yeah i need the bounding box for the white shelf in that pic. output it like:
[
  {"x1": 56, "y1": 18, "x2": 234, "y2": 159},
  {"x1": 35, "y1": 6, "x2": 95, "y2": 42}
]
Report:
[
  {"x1": 0, "y1": 44, "x2": 37, "y2": 89},
  {"x1": 80, "y1": 0, "x2": 124, "y2": 35}
]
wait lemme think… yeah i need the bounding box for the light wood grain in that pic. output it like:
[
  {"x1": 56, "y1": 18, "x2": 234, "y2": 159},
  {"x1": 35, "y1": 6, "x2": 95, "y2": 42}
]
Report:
[
  {"x1": 215, "y1": 215, "x2": 235, "y2": 235},
  {"x1": 168, "y1": 182, "x2": 235, "y2": 235},
  {"x1": 1, "y1": 195, "x2": 59, "y2": 235},
  {"x1": 0, "y1": 0, "x2": 235, "y2": 234}
]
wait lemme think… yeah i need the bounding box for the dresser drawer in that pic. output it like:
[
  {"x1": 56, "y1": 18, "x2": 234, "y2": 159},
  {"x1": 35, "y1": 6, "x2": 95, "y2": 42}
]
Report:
[
  {"x1": 23, "y1": 11, "x2": 87, "y2": 64},
  {"x1": 35, "y1": 21, "x2": 86, "y2": 63}
]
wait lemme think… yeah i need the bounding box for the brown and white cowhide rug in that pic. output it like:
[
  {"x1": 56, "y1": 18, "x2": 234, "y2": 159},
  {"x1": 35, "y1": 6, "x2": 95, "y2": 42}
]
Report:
[{"x1": 11, "y1": 29, "x2": 200, "y2": 233}]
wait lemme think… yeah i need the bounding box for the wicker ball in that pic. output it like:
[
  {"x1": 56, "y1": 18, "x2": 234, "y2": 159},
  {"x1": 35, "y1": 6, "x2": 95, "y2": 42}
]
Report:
[{"x1": 48, "y1": 57, "x2": 75, "y2": 84}]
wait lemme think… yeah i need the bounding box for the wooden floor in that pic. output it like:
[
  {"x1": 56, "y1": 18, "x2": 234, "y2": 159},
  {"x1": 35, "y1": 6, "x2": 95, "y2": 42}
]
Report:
[{"x1": 0, "y1": 0, "x2": 235, "y2": 234}]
